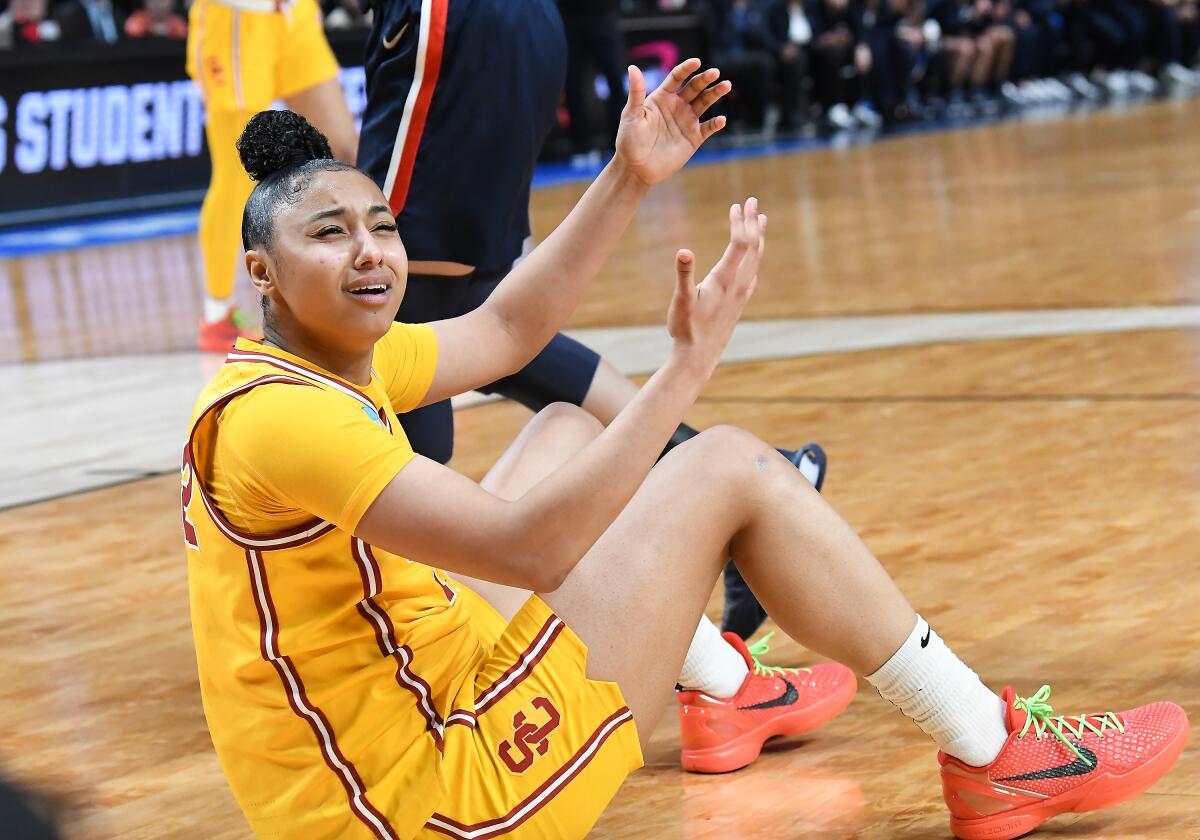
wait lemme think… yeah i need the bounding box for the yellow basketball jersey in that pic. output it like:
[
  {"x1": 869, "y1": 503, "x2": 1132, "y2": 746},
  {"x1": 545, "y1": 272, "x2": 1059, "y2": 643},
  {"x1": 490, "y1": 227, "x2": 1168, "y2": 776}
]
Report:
[{"x1": 184, "y1": 326, "x2": 487, "y2": 839}]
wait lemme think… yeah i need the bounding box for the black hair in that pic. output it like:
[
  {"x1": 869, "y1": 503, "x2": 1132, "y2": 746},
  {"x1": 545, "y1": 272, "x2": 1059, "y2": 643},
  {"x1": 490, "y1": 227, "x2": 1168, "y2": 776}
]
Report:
[{"x1": 236, "y1": 110, "x2": 357, "y2": 251}]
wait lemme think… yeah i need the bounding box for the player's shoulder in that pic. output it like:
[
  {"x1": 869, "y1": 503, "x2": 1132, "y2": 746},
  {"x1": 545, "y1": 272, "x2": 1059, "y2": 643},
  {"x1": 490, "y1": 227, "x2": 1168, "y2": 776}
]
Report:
[
  {"x1": 218, "y1": 380, "x2": 346, "y2": 432},
  {"x1": 234, "y1": 377, "x2": 346, "y2": 408},
  {"x1": 375, "y1": 321, "x2": 421, "y2": 350},
  {"x1": 374, "y1": 321, "x2": 436, "y2": 366}
]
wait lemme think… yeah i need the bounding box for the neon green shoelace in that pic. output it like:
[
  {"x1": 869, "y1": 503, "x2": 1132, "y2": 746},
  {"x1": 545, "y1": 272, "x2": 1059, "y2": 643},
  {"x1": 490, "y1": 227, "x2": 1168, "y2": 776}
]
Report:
[
  {"x1": 1013, "y1": 685, "x2": 1125, "y2": 767},
  {"x1": 746, "y1": 632, "x2": 812, "y2": 677}
]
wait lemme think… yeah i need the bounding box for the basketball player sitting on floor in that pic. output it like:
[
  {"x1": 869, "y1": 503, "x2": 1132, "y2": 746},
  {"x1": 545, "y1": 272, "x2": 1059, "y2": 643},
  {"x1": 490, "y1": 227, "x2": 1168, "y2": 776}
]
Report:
[{"x1": 182, "y1": 61, "x2": 1188, "y2": 840}]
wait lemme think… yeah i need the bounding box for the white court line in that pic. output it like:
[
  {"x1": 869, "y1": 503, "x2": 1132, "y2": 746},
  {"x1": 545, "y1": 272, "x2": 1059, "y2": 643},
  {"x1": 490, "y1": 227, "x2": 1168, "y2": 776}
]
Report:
[{"x1": 3, "y1": 305, "x2": 1199, "y2": 509}]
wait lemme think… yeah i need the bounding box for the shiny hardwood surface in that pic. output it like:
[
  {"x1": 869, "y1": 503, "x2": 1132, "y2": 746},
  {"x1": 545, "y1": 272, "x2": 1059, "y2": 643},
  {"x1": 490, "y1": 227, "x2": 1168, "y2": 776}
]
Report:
[
  {"x1": 5, "y1": 99, "x2": 1200, "y2": 363},
  {"x1": 537, "y1": 99, "x2": 1200, "y2": 327},
  {"x1": 2, "y1": 328, "x2": 1197, "y2": 838},
  {"x1": 4, "y1": 100, "x2": 1200, "y2": 837}
]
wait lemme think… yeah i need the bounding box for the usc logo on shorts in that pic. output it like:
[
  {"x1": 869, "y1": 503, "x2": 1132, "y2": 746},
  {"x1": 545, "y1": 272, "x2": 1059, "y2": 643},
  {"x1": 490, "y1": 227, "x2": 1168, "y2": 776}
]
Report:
[{"x1": 497, "y1": 696, "x2": 560, "y2": 774}]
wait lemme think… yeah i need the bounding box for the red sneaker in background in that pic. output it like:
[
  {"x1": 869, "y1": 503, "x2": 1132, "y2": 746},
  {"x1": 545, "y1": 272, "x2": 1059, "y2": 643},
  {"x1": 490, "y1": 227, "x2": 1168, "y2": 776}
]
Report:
[{"x1": 198, "y1": 311, "x2": 260, "y2": 353}]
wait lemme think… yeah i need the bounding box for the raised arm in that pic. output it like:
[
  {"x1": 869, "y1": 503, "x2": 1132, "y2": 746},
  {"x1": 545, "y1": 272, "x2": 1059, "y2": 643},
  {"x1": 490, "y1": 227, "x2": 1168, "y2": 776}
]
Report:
[
  {"x1": 357, "y1": 199, "x2": 767, "y2": 591},
  {"x1": 418, "y1": 59, "x2": 731, "y2": 406}
]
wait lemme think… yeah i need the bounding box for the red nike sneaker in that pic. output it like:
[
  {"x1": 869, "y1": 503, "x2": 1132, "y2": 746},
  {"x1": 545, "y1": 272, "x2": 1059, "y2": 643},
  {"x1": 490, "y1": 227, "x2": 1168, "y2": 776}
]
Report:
[
  {"x1": 198, "y1": 311, "x2": 260, "y2": 353},
  {"x1": 940, "y1": 685, "x2": 1189, "y2": 840},
  {"x1": 678, "y1": 631, "x2": 857, "y2": 773}
]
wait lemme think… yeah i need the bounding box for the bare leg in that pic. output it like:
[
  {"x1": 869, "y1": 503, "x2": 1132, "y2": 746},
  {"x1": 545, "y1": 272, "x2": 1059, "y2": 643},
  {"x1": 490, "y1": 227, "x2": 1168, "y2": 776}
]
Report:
[
  {"x1": 944, "y1": 37, "x2": 977, "y2": 90},
  {"x1": 971, "y1": 36, "x2": 996, "y2": 87},
  {"x1": 449, "y1": 404, "x2": 606, "y2": 621},
  {"x1": 988, "y1": 26, "x2": 1016, "y2": 84},
  {"x1": 521, "y1": 420, "x2": 917, "y2": 748},
  {"x1": 579, "y1": 358, "x2": 640, "y2": 426},
  {"x1": 285, "y1": 77, "x2": 358, "y2": 164}
]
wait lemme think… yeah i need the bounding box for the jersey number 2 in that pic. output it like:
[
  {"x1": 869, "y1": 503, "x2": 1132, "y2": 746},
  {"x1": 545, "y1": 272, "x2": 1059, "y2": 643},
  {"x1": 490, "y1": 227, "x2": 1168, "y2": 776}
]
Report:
[{"x1": 181, "y1": 460, "x2": 200, "y2": 551}]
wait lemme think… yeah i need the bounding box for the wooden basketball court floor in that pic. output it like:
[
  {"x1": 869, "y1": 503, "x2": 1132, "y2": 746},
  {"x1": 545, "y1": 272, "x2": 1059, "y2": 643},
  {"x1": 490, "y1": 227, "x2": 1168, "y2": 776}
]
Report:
[{"x1": 1, "y1": 99, "x2": 1198, "y2": 838}]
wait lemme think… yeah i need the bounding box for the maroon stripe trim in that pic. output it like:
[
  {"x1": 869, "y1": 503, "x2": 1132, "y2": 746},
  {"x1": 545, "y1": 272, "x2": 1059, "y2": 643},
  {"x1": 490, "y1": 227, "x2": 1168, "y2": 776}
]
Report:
[
  {"x1": 354, "y1": 540, "x2": 378, "y2": 595},
  {"x1": 268, "y1": 655, "x2": 396, "y2": 840},
  {"x1": 424, "y1": 706, "x2": 634, "y2": 838},
  {"x1": 356, "y1": 602, "x2": 391, "y2": 658},
  {"x1": 445, "y1": 709, "x2": 477, "y2": 728},
  {"x1": 244, "y1": 550, "x2": 399, "y2": 839},
  {"x1": 200, "y1": 486, "x2": 334, "y2": 550},
  {"x1": 362, "y1": 542, "x2": 383, "y2": 593},
  {"x1": 396, "y1": 644, "x2": 444, "y2": 751},
  {"x1": 187, "y1": 374, "x2": 333, "y2": 551},
  {"x1": 474, "y1": 618, "x2": 564, "y2": 717},
  {"x1": 349, "y1": 539, "x2": 453, "y2": 749},
  {"x1": 225, "y1": 351, "x2": 376, "y2": 407},
  {"x1": 432, "y1": 570, "x2": 456, "y2": 603},
  {"x1": 246, "y1": 552, "x2": 272, "y2": 661}
]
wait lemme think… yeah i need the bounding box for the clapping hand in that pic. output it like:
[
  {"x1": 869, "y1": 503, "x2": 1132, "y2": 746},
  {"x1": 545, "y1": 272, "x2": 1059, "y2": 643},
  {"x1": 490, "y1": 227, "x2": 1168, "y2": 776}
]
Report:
[
  {"x1": 614, "y1": 58, "x2": 731, "y2": 187},
  {"x1": 667, "y1": 198, "x2": 767, "y2": 374}
]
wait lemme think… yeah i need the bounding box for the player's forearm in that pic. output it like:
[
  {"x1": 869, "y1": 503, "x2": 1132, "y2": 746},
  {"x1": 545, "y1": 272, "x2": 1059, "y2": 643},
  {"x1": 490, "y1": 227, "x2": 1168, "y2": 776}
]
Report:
[
  {"x1": 508, "y1": 350, "x2": 710, "y2": 588},
  {"x1": 483, "y1": 158, "x2": 650, "y2": 361}
]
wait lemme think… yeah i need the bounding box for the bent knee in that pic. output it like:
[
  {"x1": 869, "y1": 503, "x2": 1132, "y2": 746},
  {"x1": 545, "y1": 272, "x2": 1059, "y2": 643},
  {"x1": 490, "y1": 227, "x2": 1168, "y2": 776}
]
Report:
[
  {"x1": 529, "y1": 402, "x2": 604, "y2": 443},
  {"x1": 677, "y1": 425, "x2": 776, "y2": 469}
]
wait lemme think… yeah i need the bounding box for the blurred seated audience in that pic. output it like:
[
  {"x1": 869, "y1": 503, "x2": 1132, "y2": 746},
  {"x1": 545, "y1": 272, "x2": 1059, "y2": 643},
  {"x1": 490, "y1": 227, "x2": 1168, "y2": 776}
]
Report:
[
  {"x1": 54, "y1": 0, "x2": 123, "y2": 44},
  {"x1": 1142, "y1": 0, "x2": 1200, "y2": 85},
  {"x1": 927, "y1": 0, "x2": 1015, "y2": 106},
  {"x1": 860, "y1": 0, "x2": 920, "y2": 122},
  {"x1": 1182, "y1": 0, "x2": 1200, "y2": 64},
  {"x1": 321, "y1": 0, "x2": 369, "y2": 29},
  {"x1": 123, "y1": 0, "x2": 185, "y2": 39},
  {"x1": 704, "y1": 0, "x2": 778, "y2": 130},
  {"x1": 766, "y1": 0, "x2": 816, "y2": 130},
  {"x1": 808, "y1": 0, "x2": 877, "y2": 127},
  {"x1": 560, "y1": 0, "x2": 627, "y2": 156},
  {"x1": 3, "y1": 0, "x2": 1200, "y2": 136},
  {"x1": 0, "y1": 0, "x2": 62, "y2": 48}
]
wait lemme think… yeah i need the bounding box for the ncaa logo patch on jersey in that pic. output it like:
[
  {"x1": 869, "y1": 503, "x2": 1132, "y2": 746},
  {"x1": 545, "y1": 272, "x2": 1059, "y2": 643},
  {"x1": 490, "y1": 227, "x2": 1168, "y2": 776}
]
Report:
[{"x1": 361, "y1": 404, "x2": 386, "y2": 428}]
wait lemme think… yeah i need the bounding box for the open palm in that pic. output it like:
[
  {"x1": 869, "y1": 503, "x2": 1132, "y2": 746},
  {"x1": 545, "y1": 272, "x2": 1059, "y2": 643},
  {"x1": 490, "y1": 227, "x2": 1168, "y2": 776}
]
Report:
[
  {"x1": 615, "y1": 58, "x2": 731, "y2": 186},
  {"x1": 667, "y1": 198, "x2": 767, "y2": 372}
]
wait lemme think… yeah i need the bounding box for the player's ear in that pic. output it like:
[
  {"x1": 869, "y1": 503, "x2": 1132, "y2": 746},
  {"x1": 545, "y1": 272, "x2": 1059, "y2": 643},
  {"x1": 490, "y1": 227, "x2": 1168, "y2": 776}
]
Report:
[{"x1": 245, "y1": 250, "x2": 275, "y2": 298}]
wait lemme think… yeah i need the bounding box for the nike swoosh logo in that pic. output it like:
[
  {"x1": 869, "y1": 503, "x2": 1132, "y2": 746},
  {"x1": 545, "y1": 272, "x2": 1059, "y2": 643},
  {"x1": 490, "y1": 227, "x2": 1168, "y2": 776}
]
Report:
[
  {"x1": 738, "y1": 678, "x2": 799, "y2": 711},
  {"x1": 998, "y1": 743, "x2": 1099, "y2": 781},
  {"x1": 920, "y1": 627, "x2": 931, "y2": 648},
  {"x1": 382, "y1": 21, "x2": 409, "y2": 49}
]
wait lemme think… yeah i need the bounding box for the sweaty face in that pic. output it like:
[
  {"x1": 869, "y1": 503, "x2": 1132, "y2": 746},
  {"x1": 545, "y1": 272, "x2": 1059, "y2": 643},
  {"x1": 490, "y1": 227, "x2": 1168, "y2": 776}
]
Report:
[{"x1": 254, "y1": 169, "x2": 408, "y2": 355}]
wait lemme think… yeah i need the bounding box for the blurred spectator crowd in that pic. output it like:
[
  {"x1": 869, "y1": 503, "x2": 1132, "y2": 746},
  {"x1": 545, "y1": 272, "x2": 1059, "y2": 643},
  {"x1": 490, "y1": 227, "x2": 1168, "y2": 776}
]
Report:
[
  {"x1": 691, "y1": 0, "x2": 1200, "y2": 132},
  {"x1": 0, "y1": 0, "x2": 186, "y2": 47},
  {"x1": 0, "y1": 0, "x2": 365, "y2": 49},
  {"x1": 3, "y1": 0, "x2": 1198, "y2": 136},
  {"x1": 561, "y1": 0, "x2": 1200, "y2": 149}
]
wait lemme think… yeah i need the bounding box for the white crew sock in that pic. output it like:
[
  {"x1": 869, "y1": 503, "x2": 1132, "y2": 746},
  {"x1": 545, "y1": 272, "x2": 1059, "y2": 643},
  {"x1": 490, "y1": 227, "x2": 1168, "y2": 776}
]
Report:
[
  {"x1": 677, "y1": 615, "x2": 749, "y2": 698},
  {"x1": 866, "y1": 614, "x2": 1008, "y2": 767},
  {"x1": 795, "y1": 449, "x2": 821, "y2": 487},
  {"x1": 203, "y1": 295, "x2": 234, "y2": 324}
]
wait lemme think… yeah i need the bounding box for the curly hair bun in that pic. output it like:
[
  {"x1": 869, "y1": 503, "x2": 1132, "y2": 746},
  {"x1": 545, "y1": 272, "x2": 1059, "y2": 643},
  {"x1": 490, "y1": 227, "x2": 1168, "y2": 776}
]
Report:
[{"x1": 236, "y1": 110, "x2": 335, "y2": 183}]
